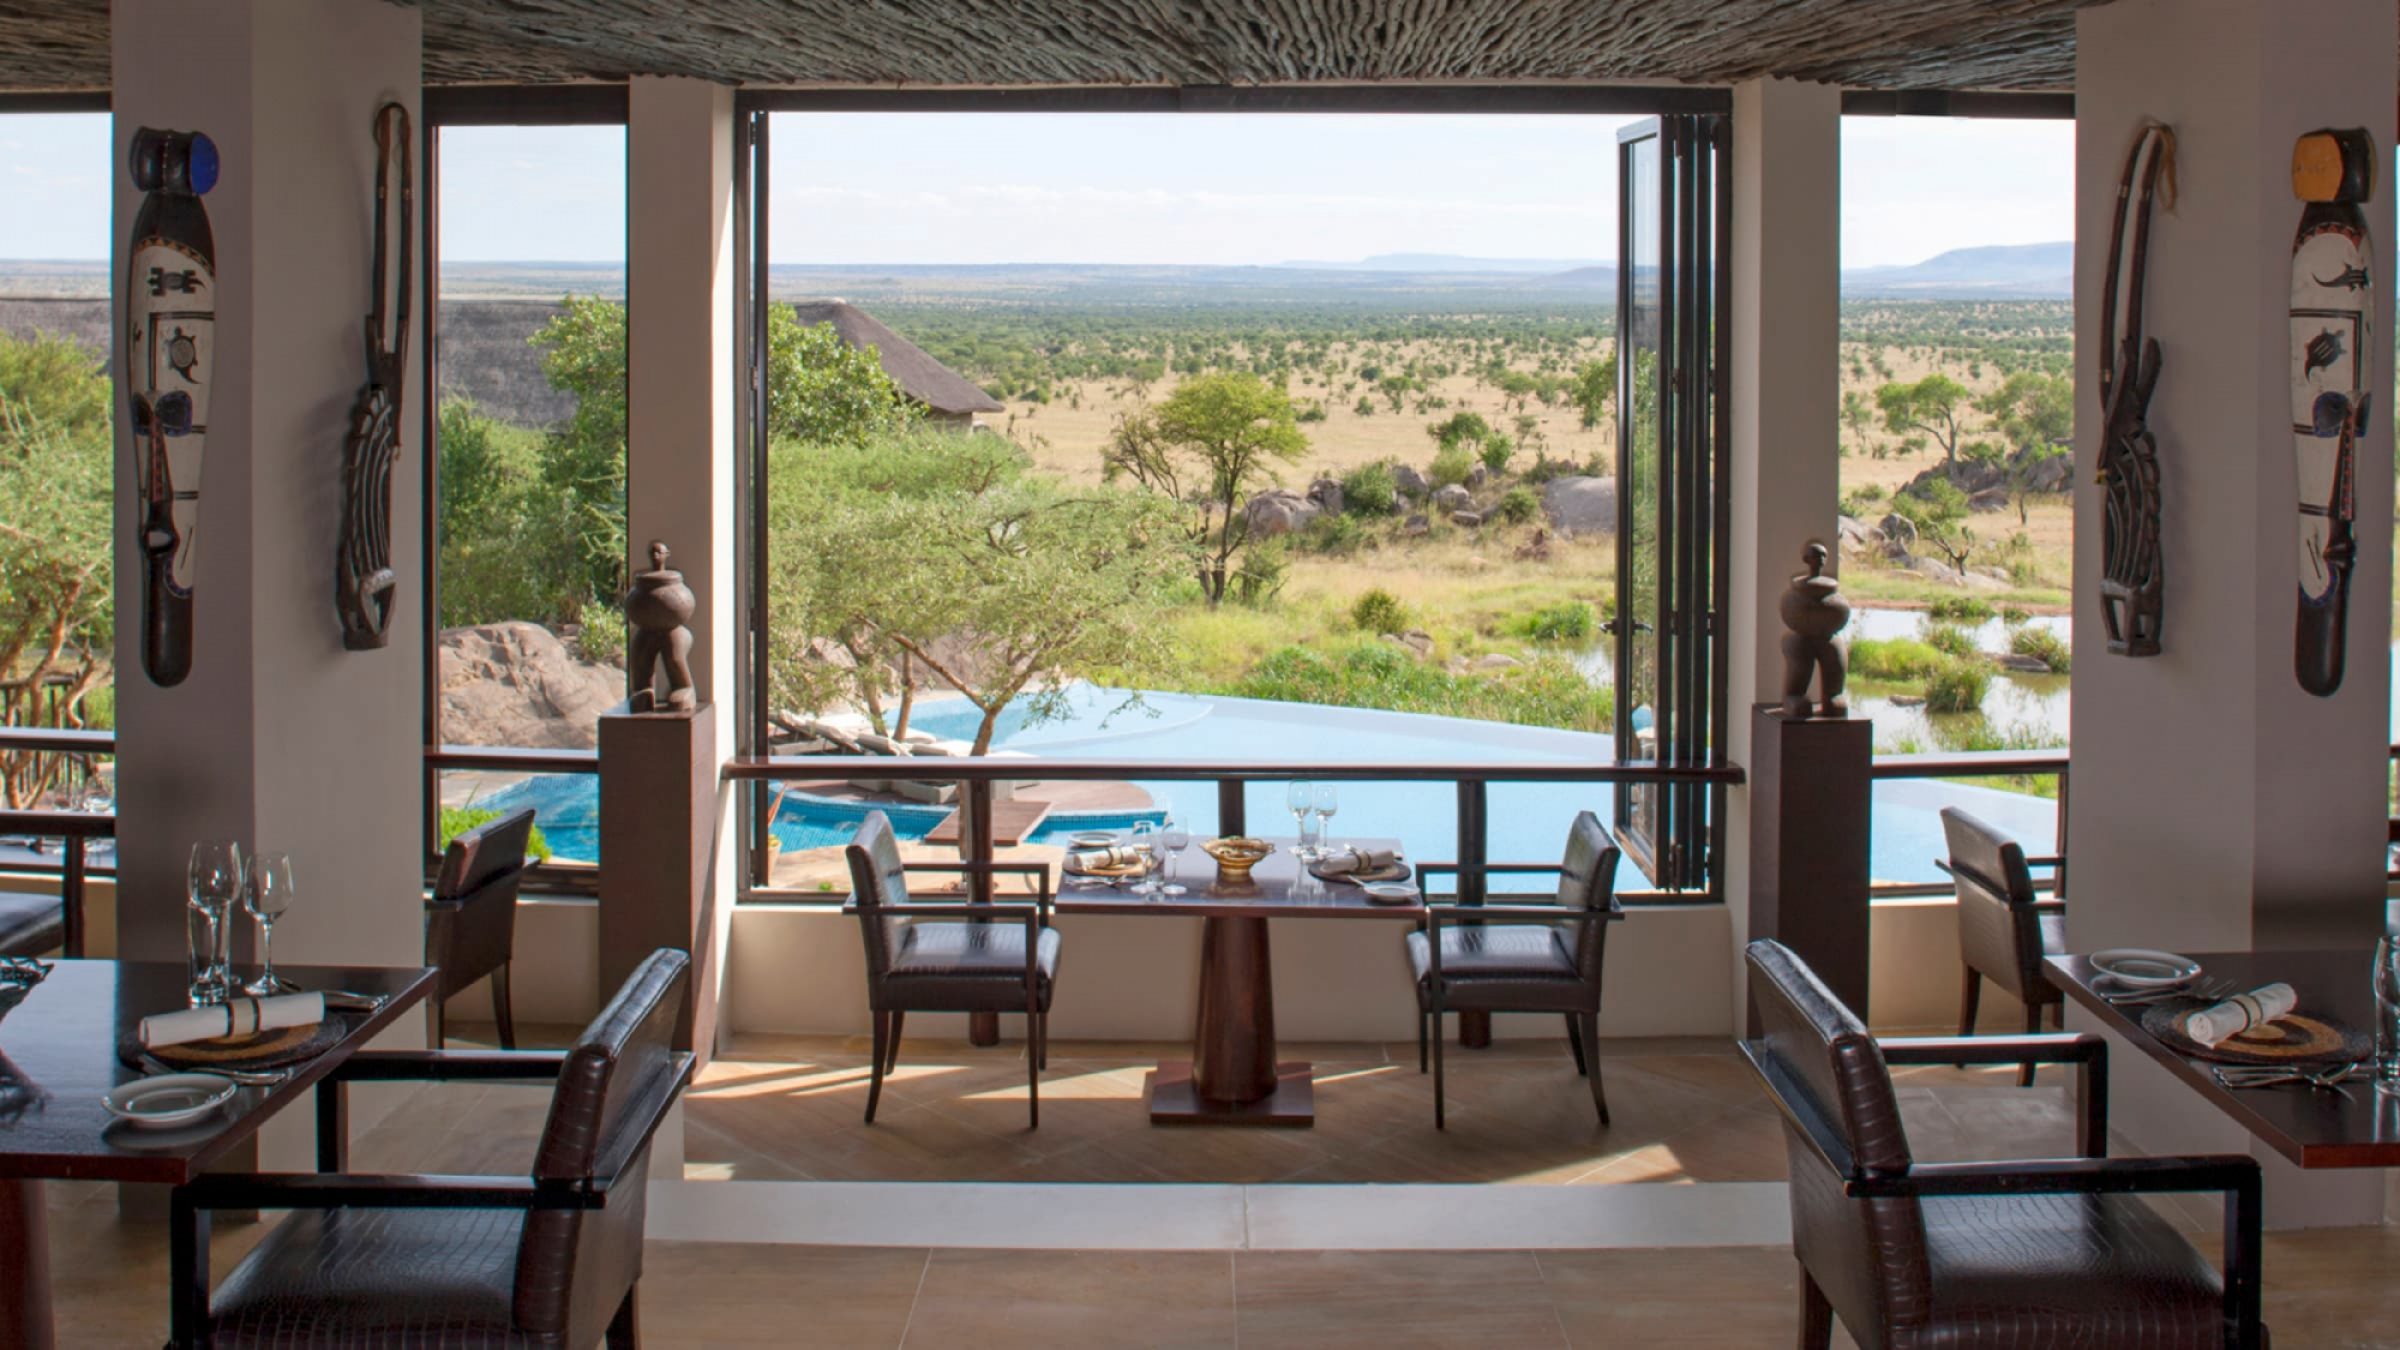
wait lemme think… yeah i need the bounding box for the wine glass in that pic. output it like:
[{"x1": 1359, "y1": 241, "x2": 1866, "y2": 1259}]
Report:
[
  {"x1": 186, "y1": 840, "x2": 242, "y2": 1006},
  {"x1": 243, "y1": 852, "x2": 298, "y2": 996},
  {"x1": 1311, "y1": 782, "x2": 1342, "y2": 856},
  {"x1": 1287, "y1": 780, "x2": 1318, "y2": 860},
  {"x1": 1160, "y1": 814, "x2": 1190, "y2": 896},
  {"x1": 1130, "y1": 820, "x2": 1161, "y2": 896},
  {"x1": 2374, "y1": 937, "x2": 2400, "y2": 1096}
]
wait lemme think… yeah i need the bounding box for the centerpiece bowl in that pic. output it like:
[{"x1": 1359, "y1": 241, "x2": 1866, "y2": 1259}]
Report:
[{"x1": 1200, "y1": 837, "x2": 1273, "y2": 882}]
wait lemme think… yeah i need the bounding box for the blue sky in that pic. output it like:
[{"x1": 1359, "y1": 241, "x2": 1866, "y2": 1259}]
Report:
[{"x1": 1, "y1": 111, "x2": 2072, "y2": 269}]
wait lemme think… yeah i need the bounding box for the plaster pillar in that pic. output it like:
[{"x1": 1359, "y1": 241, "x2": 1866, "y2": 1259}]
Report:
[
  {"x1": 624, "y1": 78, "x2": 738, "y2": 1052},
  {"x1": 2071, "y1": 0, "x2": 2395, "y2": 1227},
  {"x1": 1724, "y1": 77, "x2": 1843, "y2": 1033}
]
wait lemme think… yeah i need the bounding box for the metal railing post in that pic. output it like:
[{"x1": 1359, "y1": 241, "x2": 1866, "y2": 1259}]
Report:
[
  {"x1": 965, "y1": 777, "x2": 1000, "y2": 1047},
  {"x1": 1456, "y1": 778, "x2": 1492, "y2": 1049},
  {"x1": 60, "y1": 835, "x2": 85, "y2": 959},
  {"x1": 1217, "y1": 778, "x2": 1246, "y2": 837}
]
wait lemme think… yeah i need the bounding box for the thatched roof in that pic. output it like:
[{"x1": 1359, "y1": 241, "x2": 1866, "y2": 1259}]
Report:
[
  {"x1": 2, "y1": 0, "x2": 2108, "y2": 94},
  {"x1": 792, "y1": 300, "x2": 1004, "y2": 418}
]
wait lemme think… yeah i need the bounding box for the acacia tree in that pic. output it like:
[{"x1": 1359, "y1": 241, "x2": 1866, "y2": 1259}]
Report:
[
  {"x1": 1570, "y1": 352, "x2": 1618, "y2": 430},
  {"x1": 1839, "y1": 388, "x2": 1875, "y2": 458},
  {"x1": 1876, "y1": 372, "x2": 1975, "y2": 473},
  {"x1": 1976, "y1": 371, "x2": 2074, "y2": 524},
  {"x1": 1102, "y1": 371, "x2": 1306, "y2": 607}
]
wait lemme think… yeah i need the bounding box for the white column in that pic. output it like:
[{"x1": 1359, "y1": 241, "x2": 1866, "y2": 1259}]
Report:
[
  {"x1": 110, "y1": 0, "x2": 424, "y2": 974},
  {"x1": 1724, "y1": 78, "x2": 1843, "y2": 1031},
  {"x1": 2071, "y1": 0, "x2": 2395, "y2": 1227}
]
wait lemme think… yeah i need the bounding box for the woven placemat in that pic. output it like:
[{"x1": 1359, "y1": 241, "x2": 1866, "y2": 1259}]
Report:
[
  {"x1": 122, "y1": 1015, "x2": 351, "y2": 1072},
  {"x1": 1310, "y1": 862, "x2": 1410, "y2": 884},
  {"x1": 2139, "y1": 999, "x2": 2370, "y2": 1066}
]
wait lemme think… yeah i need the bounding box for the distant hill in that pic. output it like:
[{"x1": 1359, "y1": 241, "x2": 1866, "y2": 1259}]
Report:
[{"x1": 1843, "y1": 242, "x2": 2071, "y2": 298}]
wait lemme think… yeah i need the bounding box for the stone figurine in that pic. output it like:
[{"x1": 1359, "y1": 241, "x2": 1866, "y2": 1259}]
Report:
[
  {"x1": 623, "y1": 540, "x2": 696, "y2": 712},
  {"x1": 1778, "y1": 542, "x2": 1849, "y2": 719}
]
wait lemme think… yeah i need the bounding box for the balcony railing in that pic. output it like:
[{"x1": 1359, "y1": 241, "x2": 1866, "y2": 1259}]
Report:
[
  {"x1": 424, "y1": 743, "x2": 602, "y2": 897},
  {"x1": 1869, "y1": 748, "x2": 2072, "y2": 900}
]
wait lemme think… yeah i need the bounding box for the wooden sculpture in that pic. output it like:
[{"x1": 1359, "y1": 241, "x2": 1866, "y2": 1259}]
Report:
[
  {"x1": 336, "y1": 103, "x2": 413, "y2": 650},
  {"x1": 1778, "y1": 542, "x2": 1849, "y2": 720},
  {"x1": 124, "y1": 128, "x2": 218, "y2": 686},
  {"x1": 623, "y1": 541, "x2": 696, "y2": 712},
  {"x1": 2288, "y1": 127, "x2": 2376, "y2": 696},
  {"x1": 2096, "y1": 121, "x2": 2172, "y2": 657}
]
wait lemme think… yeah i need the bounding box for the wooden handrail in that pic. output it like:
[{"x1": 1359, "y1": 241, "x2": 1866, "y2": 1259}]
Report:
[
  {"x1": 0, "y1": 727, "x2": 115, "y2": 756},
  {"x1": 426, "y1": 744, "x2": 599, "y2": 773}
]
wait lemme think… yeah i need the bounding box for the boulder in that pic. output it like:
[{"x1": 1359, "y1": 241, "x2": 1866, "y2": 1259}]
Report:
[
  {"x1": 1540, "y1": 476, "x2": 1619, "y2": 537},
  {"x1": 1910, "y1": 557, "x2": 1965, "y2": 585},
  {"x1": 1382, "y1": 629, "x2": 1435, "y2": 659},
  {"x1": 1401, "y1": 513, "x2": 1431, "y2": 537},
  {"x1": 1967, "y1": 487, "x2": 2010, "y2": 514},
  {"x1": 1306, "y1": 477, "x2": 1345, "y2": 516},
  {"x1": 1431, "y1": 483, "x2": 1473, "y2": 514},
  {"x1": 438, "y1": 622, "x2": 622, "y2": 750},
  {"x1": 1993, "y1": 653, "x2": 2052, "y2": 674},
  {"x1": 1466, "y1": 464, "x2": 1489, "y2": 489},
  {"x1": 1877, "y1": 513, "x2": 1918, "y2": 551},
  {"x1": 1888, "y1": 694, "x2": 1927, "y2": 708},
  {"x1": 1473, "y1": 652, "x2": 1520, "y2": 671},
  {"x1": 1449, "y1": 510, "x2": 1484, "y2": 529},
  {"x1": 1836, "y1": 514, "x2": 1879, "y2": 557},
  {"x1": 1244, "y1": 489, "x2": 1320, "y2": 539},
  {"x1": 1393, "y1": 463, "x2": 1430, "y2": 498}
]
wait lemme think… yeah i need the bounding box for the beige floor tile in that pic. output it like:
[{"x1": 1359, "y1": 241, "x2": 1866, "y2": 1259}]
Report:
[
  {"x1": 1235, "y1": 1250, "x2": 1567, "y2": 1349},
  {"x1": 905, "y1": 1248, "x2": 1235, "y2": 1348},
  {"x1": 1539, "y1": 1246, "x2": 1801, "y2": 1348},
  {"x1": 647, "y1": 1242, "x2": 927, "y2": 1347}
]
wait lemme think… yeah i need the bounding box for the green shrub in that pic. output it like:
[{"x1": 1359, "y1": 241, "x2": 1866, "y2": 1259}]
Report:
[
  {"x1": 1429, "y1": 444, "x2": 1474, "y2": 490},
  {"x1": 1848, "y1": 636, "x2": 1944, "y2": 682},
  {"x1": 1924, "y1": 659, "x2": 1990, "y2": 714},
  {"x1": 1351, "y1": 587, "x2": 1409, "y2": 635},
  {"x1": 1839, "y1": 485, "x2": 1887, "y2": 518},
  {"x1": 1479, "y1": 435, "x2": 1515, "y2": 475},
  {"x1": 438, "y1": 805, "x2": 554, "y2": 863},
  {"x1": 1232, "y1": 540, "x2": 1288, "y2": 608},
  {"x1": 1297, "y1": 511, "x2": 1367, "y2": 556},
  {"x1": 2007, "y1": 625, "x2": 2071, "y2": 673},
  {"x1": 1426, "y1": 410, "x2": 1493, "y2": 450},
  {"x1": 1494, "y1": 486, "x2": 1539, "y2": 524},
  {"x1": 574, "y1": 604, "x2": 627, "y2": 668},
  {"x1": 1342, "y1": 461, "x2": 1398, "y2": 516},
  {"x1": 1999, "y1": 605, "x2": 2032, "y2": 627},
  {"x1": 1923, "y1": 623, "x2": 1978, "y2": 659},
  {"x1": 1295, "y1": 401, "x2": 1328, "y2": 424},
  {"x1": 1926, "y1": 596, "x2": 1994, "y2": 623},
  {"x1": 1512, "y1": 600, "x2": 1596, "y2": 643}
]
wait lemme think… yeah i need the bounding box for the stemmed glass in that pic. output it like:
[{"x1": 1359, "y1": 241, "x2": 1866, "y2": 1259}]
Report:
[
  {"x1": 1287, "y1": 780, "x2": 1319, "y2": 860},
  {"x1": 1312, "y1": 783, "x2": 1342, "y2": 857},
  {"x1": 2373, "y1": 937, "x2": 2400, "y2": 1096},
  {"x1": 1130, "y1": 820, "x2": 1162, "y2": 897},
  {"x1": 186, "y1": 840, "x2": 242, "y2": 1007},
  {"x1": 243, "y1": 852, "x2": 298, "y2": 996},
  {"x1": 1160, "y1": 814, "x2": 1190, "y2": 897}
]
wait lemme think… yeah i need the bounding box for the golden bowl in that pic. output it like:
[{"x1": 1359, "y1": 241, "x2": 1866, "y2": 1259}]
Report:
[{"x1": 1200, "y1": 836, "x2": 1274, "y2": 881}]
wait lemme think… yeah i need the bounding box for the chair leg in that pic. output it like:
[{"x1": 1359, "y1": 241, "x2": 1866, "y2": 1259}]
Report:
[
  {"x1": 1957, "y1": 965, "x2": 1982, "y2": 1039},
  {"x1": 1797, "y1": 1267, "x2": 1832, "y2": 1350},
  {"x1": 2018, "y1": 999, "x2": 2042, "y2": 1088},
  {"x1": 1034, "y1": 1011, "x2": 1048, "y2": 1072},
  {"x1": 1580, "y1": 1010, "x2": 1609, "y2": 1127},
  {"x1": 490, "y1": 962, "x2": 518, "y2": 1052},
  {"x1": 429, "y1": 992, "x2": 447, "y2": 1051},
  {"x1": 606, "y1": 1284, "x2": 639, "y2": 1349},
  {"x1": 885, "y1": 1011, "x2": 906, "y2": 1076},
  {"x1": 864, "y1": 1012, "x2": 889, "y2": 1124},
  {"x1": 1565, "y1": 1012, "x2": 1588, "y2": 1076},
  {"x1": 1026, "y1": 1015, "x2": 1042, "y2": 1131},
  {"x1": 1417, "y1": 1006, "x2": 1430, "y2": 1074},
  {"x1": 1431, "y1": 1007, "x2": 1448, "y2": 1129}
]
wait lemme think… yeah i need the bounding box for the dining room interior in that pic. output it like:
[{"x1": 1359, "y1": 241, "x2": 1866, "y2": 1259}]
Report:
[{"x1": 3, "y1": 0, "x2": 2400, "y2": 1346}]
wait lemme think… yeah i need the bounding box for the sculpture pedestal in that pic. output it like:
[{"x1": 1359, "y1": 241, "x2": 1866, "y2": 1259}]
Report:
[
  {"x1": 599, "y1": 702, "x2": 720, "y2": 1062},
  {"x1": 1746, "y1": 705, "x2": 1871, "y2": 1033}
]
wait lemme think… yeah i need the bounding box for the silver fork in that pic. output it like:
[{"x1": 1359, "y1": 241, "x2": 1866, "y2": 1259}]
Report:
[
  {"x1": 2107, "y1": 977, "x2": 2233, "y2": 1007},
  {"x1": 2214, "y1": 1062, "x2": 2358, "y2": 1096},
  {"x1": 140, "y1": 1052, "x2": 288, "y2": 1088}
]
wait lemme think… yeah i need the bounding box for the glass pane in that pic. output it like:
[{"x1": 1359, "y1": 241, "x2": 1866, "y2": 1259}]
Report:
[
  {"x1": 432, "y1": 125, "x2": 627, "y2": 751},
  {"x1": 1620, "y1": 131, "x2": 1664, "y2": 858}
]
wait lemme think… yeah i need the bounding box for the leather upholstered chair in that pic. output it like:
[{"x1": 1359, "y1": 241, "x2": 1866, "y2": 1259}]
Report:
[
  {"x1": 426, "y1": 807, "x2": 536, "y2": 1050},
  {"x1": 1941, "y1": 806, "x2": 2065, "y2": 1085},
  {"x1": 168, "y1": 948, "x2": 695, "y2": 1349},
  {"x1": 1741, "y1": 938, "x2": 2266, "y2": 1350},
  {"x1": 844, "y1": 811, "x2": 1059, "y2": 1128},
  {"x1": 1407, "y1": 809, "x2": 1623, "y2": 1129}
]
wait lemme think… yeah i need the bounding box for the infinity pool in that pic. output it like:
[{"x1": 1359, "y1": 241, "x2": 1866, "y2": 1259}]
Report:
[{"x1": 477, "y1": 683, "x2": 2055, "y2": 889}]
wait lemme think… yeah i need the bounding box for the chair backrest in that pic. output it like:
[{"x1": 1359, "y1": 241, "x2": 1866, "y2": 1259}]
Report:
[
  {"x1": 427, "y1": 808, "x2": 536, "y2": 997},
  {"x1": 1940, "y1": 806, "x2": 2043, "y2": 998},
  {"x1": 1555, "y1": 810, "x2": 1622, "y2": 982},
  {"x1": 1744, "y1": 939, "x2": 1929, "y2": 1340},
  {"x1": 844, "y1": 812, "x2": 913, "y2": 984},
  {"x1": 513, "y1": 947, "x2": 691, "y2": 1342}
]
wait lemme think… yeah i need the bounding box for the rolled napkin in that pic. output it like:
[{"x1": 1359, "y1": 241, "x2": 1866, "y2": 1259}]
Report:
[
  {"x1": 1068, "y1": 846, "x2": 1144, "y2": 872},
  {"x1": 140, "y1": 992, "x2": 325, "y2": 1050},
  {"x1": 1314, "y1": 847, "x2": 1402, "y2": 877},
  {"x1": 2183, "y1": 983, "x2": 2297, "y2": 1049}
]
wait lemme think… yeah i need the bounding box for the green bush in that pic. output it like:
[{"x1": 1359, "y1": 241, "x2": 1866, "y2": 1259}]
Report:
[
  {"x1": 1512, "y1": 601, "x2": 1596, "y2": 643},
  {"x1": 2007, "y1": 625, "x2": 2071, "y2": 674},
  {"x1": 1479, "y1": 434, "x2": 1515, "y2": 475},
  {"x1": 1351, "y1": 587, "x2": 1409, "y2": 635},
  {"x1": 438, "y1": 805, "x2": 554, "y2": 863},
  {"x1": 574, "y1": 605, "x2": 627, "y2": 669},
  {"x1": 1924, "y1": 659, "x2": 1990, "y2": 714},
  {"x1": 1999, "y1": 605, "x2": 2032, "y2": 627},
  {"x1": 1927, "y1": 596, "x2": 1994, "y2": 623},
  {"x1": 1429, "y1": 444, "x2": 1474, "y2": 490},
  {"x1": 1848, "y1": 636, "x2": 1944, "y2": 682},
  {"x1": 1342, "y1": 461, "x2": 1398, "y2": 516},
  {"x1": 1923, "y1": 623, "x2": 1978, "y2": 659},
  {"x1": 1297, "y1": 512, "x2": 1367, "y2": 556},
  {"x1": 1232, "y1": 540, "x2": 1288, "y2": 608},
  {"x1": 1494, "y1": 486, "x2": 1539, "y2": 524},
  {"x1": 1839, "y1": 485, "x2": 1887, "y2": 518}
]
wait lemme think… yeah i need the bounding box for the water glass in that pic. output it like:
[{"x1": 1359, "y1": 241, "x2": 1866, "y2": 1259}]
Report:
[
  {"x1": 1312, "y1": 782, "x2": 1342, "y2": 855},
  {"x1": 1130, "y1": 821, "x2": 1161, "y2": 897},
  {"x1": 243, "y1": 851, "x2": 298, "y2": 996},
  {"x1": 186, "y1": 840, "x2": 242, "y2": 1006},
  {"x1": 2374, "y1": 937, "x2": 2400, "y2": 1095},
  {"x1": 1161, "y1": 816, "x2": 1190, "y2": 897},
  {"x1": 1287, "y1": 780, "x2": 1318, "y2": 860}
]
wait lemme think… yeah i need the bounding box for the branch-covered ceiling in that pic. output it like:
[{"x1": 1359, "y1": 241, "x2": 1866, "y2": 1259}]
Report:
[{"x1": 1, "y1": 0, "x2": 2102, "y2": 95}]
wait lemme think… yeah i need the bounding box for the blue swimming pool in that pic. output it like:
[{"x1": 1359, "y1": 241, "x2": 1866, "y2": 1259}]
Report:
[{"x1": 476, "y1": 683, "x2": 2056, "y2": 889}]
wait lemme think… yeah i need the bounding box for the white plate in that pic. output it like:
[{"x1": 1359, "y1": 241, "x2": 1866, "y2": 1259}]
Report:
[
  {"x1": 1066, "y1": 831, "x2": 1119, "y2": 847},
  {"x1": 104, "y1": 1073, "x2": 237, "y2": 1129},
  {"x1": 2090, "y1": 948, "x2": 2202, "y2": 989},
  {"x1": 1360, "y1": 882, "x2": 1420, "y2": 904}
]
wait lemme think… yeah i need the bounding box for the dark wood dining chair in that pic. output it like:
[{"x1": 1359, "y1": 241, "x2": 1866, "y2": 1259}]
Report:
[
  {"x1": 0, "y1": 812, "x2": 105, "y2": 958},
  {"x1": 1408, "y1": 809, "x2": 1623, "y2": 1129},
  {"x1": 1741, "y1": 938, "x2": 2265, "y2": 1350},
  {"x1": 1941, "y1": 805, "x2": 2065, "y2": 1085},
  {"x1": 426, "y1": 806, "x2": 536, "y2": 1050},
  {"x1": 844, "y1": 810, "x2": 1059, "y2": 1128},
  {"x1": 168, "y1": 947, "x2": 695, "y2": 1350}
]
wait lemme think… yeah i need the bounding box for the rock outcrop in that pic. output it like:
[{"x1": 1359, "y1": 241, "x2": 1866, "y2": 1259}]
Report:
[
  {"x1": 1540, "y1": 476, "x2": 1619, "y2": 537},
  {"x1": 1243, "y1": 489, "x2": 1321, "y2": 539},
  {"x1": 439, "y1": 622, "x2": 621, "y2": 749}
]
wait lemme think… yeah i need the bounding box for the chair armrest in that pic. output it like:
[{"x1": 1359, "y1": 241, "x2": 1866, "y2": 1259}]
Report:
[
  {"x1": 1414, "y1": 861, "x2": 1570, "y2": 881},
  {"x1": 2024, "y1": 854, "x2": 2064, "y2": 870},
  {"x1": 328, "y1": 1049, "x2": 569, "y2": 1083},
  {"x1": 2027, "y1": 898, "x2": 2067, "y2": 914},
  {"x1": 177, "y1": 1171, "x2": 593, "y2": 1212},
  {"x1": 1881, "y1": 1033, "x2": 2107, "y2": 1156},
  {"x1": 1846, "y1": 1152, "x2": 2255, "y2": 1200},
  {"x1": 897, "y1": 861, "x2": 1053, "y2": 908},
  {"x1": 842, "y1": 901, "x2": 1041, "y2": 922},
  {"x1": 1425, "y1": 902, "x2": 1618, "y2": 924}
]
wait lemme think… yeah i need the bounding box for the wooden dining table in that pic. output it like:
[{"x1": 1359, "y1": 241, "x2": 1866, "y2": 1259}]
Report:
[
  {"x1": 2047, "y1": 949, "x2": 2400, "y2": 1169},
  {"x1": 1054, "y1": 835, "x2": 1420, "y2": 1126},
  {"x1": 0, "y1": 958, "x2": 435, "y2": 1349}
]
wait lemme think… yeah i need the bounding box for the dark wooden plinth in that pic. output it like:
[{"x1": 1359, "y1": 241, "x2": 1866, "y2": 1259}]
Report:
[
  {"x1": 1747, "y1": 705, "x2": 1872, "y2": 1034},
  {"x1": 1147, "y1": 1061, "x2": 1315, "y2": 1126},
  {"x1": 0, "y1": 1179, "x2": 51, "y2": 1349}
]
